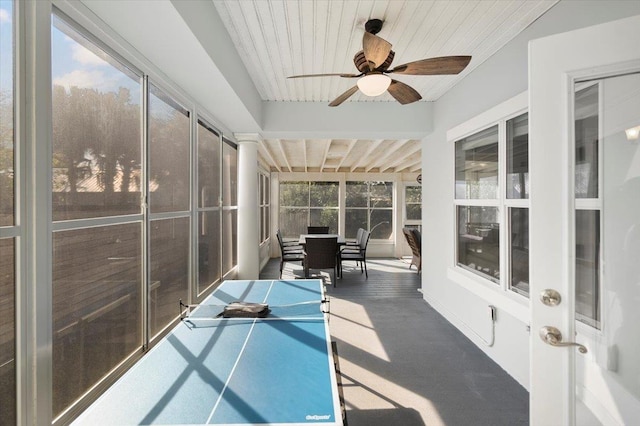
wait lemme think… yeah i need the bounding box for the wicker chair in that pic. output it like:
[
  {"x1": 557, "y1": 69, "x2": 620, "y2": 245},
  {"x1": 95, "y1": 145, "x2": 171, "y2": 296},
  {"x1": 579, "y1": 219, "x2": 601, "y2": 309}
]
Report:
[
  {"x1": 339, "y1": 230, "x2": 371, "y2": 278},
  {"x1": 303, "y1": 236, "x2": 339, "y2": 286},
  {"x1": 277, "y1": 229, "x2": 303, "y2": 251},
  {"x1": 402, "y1": 227, "x2": 421, "y2": 273},
  {"x1": 307, "y1": 226, "x2": 330, "y2": 234}
]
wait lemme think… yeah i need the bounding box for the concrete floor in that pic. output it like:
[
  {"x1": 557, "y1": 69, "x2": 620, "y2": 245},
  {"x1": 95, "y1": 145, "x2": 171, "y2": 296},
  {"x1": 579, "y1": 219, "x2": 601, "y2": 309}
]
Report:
[{"x1": 261, "y1": 257, "x2": 529, "y2": 426}]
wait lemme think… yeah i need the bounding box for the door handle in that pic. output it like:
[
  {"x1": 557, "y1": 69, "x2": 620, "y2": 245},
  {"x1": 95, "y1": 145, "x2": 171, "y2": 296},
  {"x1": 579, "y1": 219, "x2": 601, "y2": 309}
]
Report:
[{"x1": 539, "y1": 326, "x2": 588, "y2": 354}]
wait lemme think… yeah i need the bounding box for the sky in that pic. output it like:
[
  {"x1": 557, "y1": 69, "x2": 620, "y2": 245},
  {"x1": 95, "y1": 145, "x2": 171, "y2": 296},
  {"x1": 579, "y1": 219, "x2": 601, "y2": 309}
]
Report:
[
  {"x1": 0, "y1": 0, "x2": 139, "y2": 99},
  {"x1": 0, "y1": 1, "x2": 12, "y2": 95}
]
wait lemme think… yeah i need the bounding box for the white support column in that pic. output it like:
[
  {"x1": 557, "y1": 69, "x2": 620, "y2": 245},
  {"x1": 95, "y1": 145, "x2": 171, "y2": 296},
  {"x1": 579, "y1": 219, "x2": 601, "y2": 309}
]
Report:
[{"x1": 235, "y1": 133, "x2": 260, "y2": 279}]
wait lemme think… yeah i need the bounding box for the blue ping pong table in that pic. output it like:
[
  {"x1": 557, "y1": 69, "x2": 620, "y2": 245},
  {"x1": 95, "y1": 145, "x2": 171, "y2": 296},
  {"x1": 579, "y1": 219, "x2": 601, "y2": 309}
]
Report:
[{"x1": 73, "y1": 279, "x2": 344, "y2": 426}]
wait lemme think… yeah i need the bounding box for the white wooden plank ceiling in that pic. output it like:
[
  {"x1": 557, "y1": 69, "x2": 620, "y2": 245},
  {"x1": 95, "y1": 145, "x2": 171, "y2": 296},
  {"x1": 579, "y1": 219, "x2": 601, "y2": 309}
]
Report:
[{"x1": 212, "y1": 0, "x2": 558, "y2": 173}]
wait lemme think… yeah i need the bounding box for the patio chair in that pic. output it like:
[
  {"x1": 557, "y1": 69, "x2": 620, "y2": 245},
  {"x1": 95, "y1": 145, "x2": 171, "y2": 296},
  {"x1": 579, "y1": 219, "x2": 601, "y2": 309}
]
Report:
[
  {"x1": 344, "y1": 227, "x2": 364, "y2": 248},
  {"x1": 307, "y1": 226, "x2": 329, "y2": 234},
  {"x1": 277, "y1": 229, "x2": 303, "y2": 251},
  {"x1": 402, "y1": 227, "x2": 421, "y2": 273},
  {"x1": 277, "y1": 230, "x2": 304, "y2": 278},
  {"x1": 303, "y1": 236, "x2": 339, "y2": 287},
  {"x1": 339, "y1": 230, "x2": 371, "y2": 278}
]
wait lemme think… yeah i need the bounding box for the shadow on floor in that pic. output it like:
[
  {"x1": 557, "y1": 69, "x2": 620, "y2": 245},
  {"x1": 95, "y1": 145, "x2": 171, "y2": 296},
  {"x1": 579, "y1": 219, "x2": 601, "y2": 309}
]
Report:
[
  {"x1": 346, "y1": 407, "x2": 425, "y2": 426},
  {"x1": 261, "y1": 258, "x2": 529, "y2": 426}
]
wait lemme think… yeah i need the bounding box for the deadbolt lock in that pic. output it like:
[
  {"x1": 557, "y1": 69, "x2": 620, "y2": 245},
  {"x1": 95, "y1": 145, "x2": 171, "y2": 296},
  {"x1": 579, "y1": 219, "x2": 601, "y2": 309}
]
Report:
[{"x1": 540, "y1": 289, "x2": 562, "y2": 306}]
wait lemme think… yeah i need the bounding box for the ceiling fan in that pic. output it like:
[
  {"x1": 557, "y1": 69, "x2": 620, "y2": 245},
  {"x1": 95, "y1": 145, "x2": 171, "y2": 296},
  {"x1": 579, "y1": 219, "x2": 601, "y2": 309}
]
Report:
[{"x1": 288, "y1": 19, "x2": 472, "y2": 107}]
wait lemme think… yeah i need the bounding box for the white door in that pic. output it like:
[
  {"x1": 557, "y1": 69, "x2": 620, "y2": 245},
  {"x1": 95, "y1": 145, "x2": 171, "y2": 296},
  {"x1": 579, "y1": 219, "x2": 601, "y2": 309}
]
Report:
[{"x1": 529, "y1": 14, "x2": 640, "y2": 425}]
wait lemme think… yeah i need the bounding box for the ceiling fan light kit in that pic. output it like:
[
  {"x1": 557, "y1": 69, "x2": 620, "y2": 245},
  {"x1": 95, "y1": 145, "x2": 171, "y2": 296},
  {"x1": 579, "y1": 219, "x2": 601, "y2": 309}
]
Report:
[
  {"x1": 357, "y1": 74, "x2": 392, "y2": 96},
  {"x1": 288, "y1": 19, "x2": 472, "y2": 107}
]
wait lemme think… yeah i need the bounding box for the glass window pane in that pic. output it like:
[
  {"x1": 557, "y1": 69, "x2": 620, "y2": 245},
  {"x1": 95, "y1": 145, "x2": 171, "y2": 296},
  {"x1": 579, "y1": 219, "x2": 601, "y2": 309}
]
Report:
[
  {"x1": 197, "y1": 120, "x2": 220, "y2": 208},
  {"x1": 149, "y1": 218, "x2": 189, "y2": 337},
  {"x1": 455, "y1": 125, "x2": 499, "y2": 199},
  {"x1": 53, "y1": 223, "x2": 142, "y2": 416},
  {"x1": 406, "y1": 204, "x2": 421, "y2": 221},
  {"x1": 0, "y1": 238, "x2": 15, "y2": 425},
  {"x1": 506, "y1": 113, "x2": 529, "y2": 199},
  {"x1": 405, "y1": 186, "x2": 421, "y2": 203},
  {"x1": 0, "y1": 0, "x2": 14, "y2": 227},
  {"x1": 51, "y1": 17, "x2": 141, "y2": 221},
  {"x1": 310, "y1": 208, "x2": 338, "y2": 233},
  {"x1": 456, "y1": 206, "x2": 500, "y2": 282},
  {"x1": 509, "y1": 208, "x2": 529, "y2": 296},
  {"x1": 346, "y1": 182, "x2": 367, "y2": 207},
  {"x1": 279, "y1": 207, "x2": 308, "y2": 238},
  {"x1": 280, "y1": 182, "x2": 308, "y2": 207},
  {"x1": 575, "y1": 84, "x2": 599, "y2": 199},
  {"x1": 370, "y1": 182, "x2": 392, "y2": 208},
  {"x1": 576, "y1": 209, "x2": 600, "y2": 329},
  {"x1": 370, "y1": 210, "x2": 392, "y2": 240},
  {"x1": 345, "y1": 209, "x2": 367, "y2": 240},
  {"x1": 198, "y1": 210, "x2": 221, "y2": 292},
  {"x1": 405, "y1": 186, "x2": 422, "y2": 221},
  {"x1": 148, "y1": 84, "x2": 190, "y2": 213},
  {"x1": 309, "y1": 182, "x2": 338, "y2": 207}
]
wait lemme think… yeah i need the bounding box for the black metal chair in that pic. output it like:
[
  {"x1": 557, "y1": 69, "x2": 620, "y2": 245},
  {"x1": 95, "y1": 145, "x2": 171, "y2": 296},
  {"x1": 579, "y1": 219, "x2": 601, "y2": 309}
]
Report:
[
  {"x1": 303, "y1": 236, "x2": 339, "y2": 287},
  {"x1": 277, "y1": 230, "x2": 304, "y2": 278},
  {"x1": 307, "y1": 226, "x2": 329, "y2": 234},
  {"x1": 339, "y1": 230, "x2": 371, "y2": 278}
]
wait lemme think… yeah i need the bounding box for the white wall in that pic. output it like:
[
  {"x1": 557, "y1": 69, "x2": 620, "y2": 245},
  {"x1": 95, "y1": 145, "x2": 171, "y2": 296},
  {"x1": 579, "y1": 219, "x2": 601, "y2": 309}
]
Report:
[{"x1": 421, "y1": 0, "x2": 640, "y2": 389}]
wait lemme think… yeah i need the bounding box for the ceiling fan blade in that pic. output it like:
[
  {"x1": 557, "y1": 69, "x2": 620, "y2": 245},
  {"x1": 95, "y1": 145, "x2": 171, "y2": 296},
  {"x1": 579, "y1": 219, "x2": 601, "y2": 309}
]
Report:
[
  {"x1": 288, "y1": 73, "x2": 361, "y2": 79},
  {"x1": 387, "y1": 80, "x2": 422, "y2": 105},
  {"x1": 389, "y1": 56, "x2": 472, "y2": 75},
  {"x1": 329, "y1": 86, "x2": 359, "y2": 107},
  {"x1": 363, "y1": 32, "x2": 392, "y2": 69}
]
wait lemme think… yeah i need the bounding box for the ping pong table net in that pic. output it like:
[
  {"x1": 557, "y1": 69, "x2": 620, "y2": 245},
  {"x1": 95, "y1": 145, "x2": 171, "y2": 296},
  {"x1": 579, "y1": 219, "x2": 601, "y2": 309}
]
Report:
[{"x1": 179, "y1": 299, "x2": 329, "y2": 323}]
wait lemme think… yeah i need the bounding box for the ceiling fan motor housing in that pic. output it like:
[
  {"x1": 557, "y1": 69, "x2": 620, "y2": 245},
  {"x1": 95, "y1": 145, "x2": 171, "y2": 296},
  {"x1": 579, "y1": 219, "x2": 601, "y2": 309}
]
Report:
[{"x1": 353, "y1": 50, "x2": 395, "y2": 73}]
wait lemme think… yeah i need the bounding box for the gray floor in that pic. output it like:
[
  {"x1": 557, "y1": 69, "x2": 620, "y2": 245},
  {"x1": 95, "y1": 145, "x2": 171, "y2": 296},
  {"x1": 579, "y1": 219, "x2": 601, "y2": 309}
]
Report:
[{"x1": 261, "y1": 257, "x2": 529, "y2": 426}]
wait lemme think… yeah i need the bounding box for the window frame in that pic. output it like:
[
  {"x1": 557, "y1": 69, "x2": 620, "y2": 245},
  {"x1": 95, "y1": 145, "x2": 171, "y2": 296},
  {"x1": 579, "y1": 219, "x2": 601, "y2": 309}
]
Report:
[
  {"x1": 17, "y1": 3, "x2": 237, "y2": 424},
  {"x1": 278, "y1": 180, "x2": 340, "y2": 237},
  {"x1": 448, "y1": 92, "x2": 530, "y2": 306},
  {"x1": 573, "y1": 80, "x2": 604, "y2": 334},
  {"x1": 403, "y1": 184, "x2": 422, "y2": 224}
]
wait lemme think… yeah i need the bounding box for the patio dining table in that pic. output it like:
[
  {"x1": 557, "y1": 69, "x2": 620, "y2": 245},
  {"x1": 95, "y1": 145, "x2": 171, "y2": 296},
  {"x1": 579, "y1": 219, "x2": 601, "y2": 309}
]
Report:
[{"x1": 298, "y1": 234, "x2": 347, "y2": 246}]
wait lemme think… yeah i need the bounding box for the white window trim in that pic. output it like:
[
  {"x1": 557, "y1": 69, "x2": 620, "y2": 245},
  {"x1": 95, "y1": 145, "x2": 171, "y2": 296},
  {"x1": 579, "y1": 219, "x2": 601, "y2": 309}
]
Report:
[
  {"x1": 403, "y1": 183, "x2": 422, "y2": 226},
  {"x1": 447, "y1": 91, "x2": 530, "y2": 306}
]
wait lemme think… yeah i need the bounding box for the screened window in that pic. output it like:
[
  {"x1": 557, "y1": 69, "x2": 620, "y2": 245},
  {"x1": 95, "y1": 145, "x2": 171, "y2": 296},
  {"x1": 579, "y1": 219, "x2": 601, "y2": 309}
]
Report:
[
  {"x1": 222, "y1": 139, "x2": 237, "y2": 276},
  {"x1": 0, "y1": 239, "x2": 15, "y2": 425},
  {"x1": 0, "y1": 2, "x2": 15, "y2": 422},
  {"x1": 147, "y1": 85, "x2": 190, "y2": 337},
  {"x1": 279, "y1": 181, "x2": 339, "y2": 237},
  {"x1": 52, "y1": 17, "x2": 141, "y2": 221},
  {"x1": 51, "y1": 13, "x2": 145, "y2": 417},
  {"x1": 148, "y1": 83, "x2": 190, "y2": 213},
  {"x1": 454, "y1": 113, "x2": 529, "y2": 295},
  {"x1": 197, "y1": 119, "x2": 221, "y2": 294},
  {"x1": 345, "y1": 181, "x2": 393, "y2": 240},
  {"x1": 0, "y1": 0, "x2": 13, "y2": 228},
  {"x1": 52, "y1": 224, "x2": 142, "y2": 414},
  {"x1": 259, "y1": 173, "x2": 270, "y2": 243}
]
